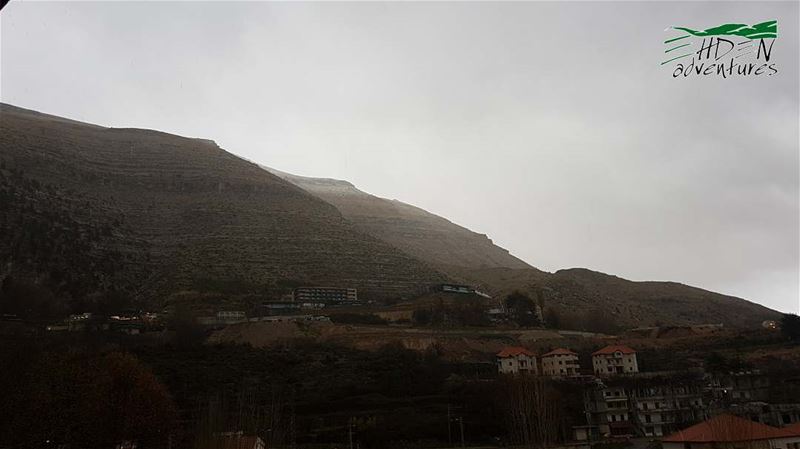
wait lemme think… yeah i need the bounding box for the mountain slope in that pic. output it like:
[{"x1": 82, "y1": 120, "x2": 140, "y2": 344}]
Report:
[
  {"x1": 0, "y1": 103, "x2": 446, "y2": 309},
  {"x1": 539, "y1": 268, "x2": 780, "y2": 329},
  {"x1": 265, "y1": 167, "x2": 532, "y2": 272},
  {"x1": 266, "y1": 169, "x2": 781, "y2": 329},
  {"x1": 0, "y1": 103, "x2": 780, "y2": 328}
]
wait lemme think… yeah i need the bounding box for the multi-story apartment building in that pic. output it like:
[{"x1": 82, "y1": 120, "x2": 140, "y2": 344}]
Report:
[
  {"x1": 541, "y1": 348, "x2": 581, "y2": 376},
  {"x1": 583, "y1": 384, "x2": 635, "y2": 438},
  {"x1": 579, "y1": 375, "x2": 708, "y2": 441},
  {"x1": 629, "y1": 380, "x2": 708, "y2": 437},
  {"x1": 709, "y1": 370, "x2": 771, "y2": 405},
  {"x1": 293, "y1": 287, "x2": 358, "y2": 304},
  {"x1": 592, "y1": 345, "x2": 639, "y2": 376}
]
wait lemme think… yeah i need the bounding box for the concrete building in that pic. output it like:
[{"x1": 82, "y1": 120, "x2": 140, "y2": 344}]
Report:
[
  {"x1": 293, "y1": 287, "x2": 358, "y2": 304},
  {"x1": 583, "y1": 384, "x2": 635, "y2": 438},
  {"x1": 577, "y1": 374, "x2": 709, "y2": 441},
  {"x1": 662, "y1": 414, "x2": 800, "y2": 449},
  {"x1": 496, "y1": 346, "x2": 537, "y2": 375},
  {"x1": 541, "y1": 348, "x2": 581, "y2": 376},
  {"x1": 727, "y1": 403, "x2": 800, "y2": 428},
  {"x1": 592, "y1": 345, "x2": 639, "y2": 376},
  {"x1": 217, "y1": 311, "x2": 247, "y2": 325},
  {"x1": 709, "y1": 371, "x2": 771, "y2": 405},
  {"x1": 630, "y1": 381, "x2": 708, "y2": 437}
]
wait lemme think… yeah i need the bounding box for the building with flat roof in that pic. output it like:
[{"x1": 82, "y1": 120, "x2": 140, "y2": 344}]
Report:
[{"x1": 293, "y1": 287, "x2": 358, "y2": 304}]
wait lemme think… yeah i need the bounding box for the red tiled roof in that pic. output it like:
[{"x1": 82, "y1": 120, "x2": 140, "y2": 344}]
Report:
[
  {"x1": 592, "y1": 345, "x2": 636, "y2": 356},
  {"x1": 497, "y1": 346, "x2": 535, "y2": 358},
  {"x1": 783, "y1": 422, "x2": 800, "y2": 436},
  {"x1": 662, "y1": 414, "x2": 792, "y2": 443},
  {"x1": 543, "y1": 348, "x2": 577, "y2": 357}
]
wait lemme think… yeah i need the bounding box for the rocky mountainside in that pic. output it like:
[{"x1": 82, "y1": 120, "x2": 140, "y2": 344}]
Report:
[
  {"x1": 0, "y1": 103, "x2": 780, "y2": 328},
  {"x1": 265, "y1": 167, "x2": 531, "y2": 272},
  {"x1": 0, "y1": 103, "x2": 446, "y2": 311},
  {"x1": 268, "y1": 169, "x2": 781, "y2": 329}
]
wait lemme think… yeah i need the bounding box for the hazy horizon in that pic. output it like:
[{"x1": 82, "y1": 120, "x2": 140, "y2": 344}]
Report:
[{"x1": 1, "y1": 1, "x2": 798, "y2": 313}]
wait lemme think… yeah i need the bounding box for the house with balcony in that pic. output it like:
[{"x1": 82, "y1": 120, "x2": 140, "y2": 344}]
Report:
[
  {"x1": 592, "y1": 345, "x2": 639, "y2": 376},
  {"x1": 541, "y1": 348, "x2": 581, "y2": 376},
  {"x1": 496, "y1": 346, "x2": 537, "y2": 374}
]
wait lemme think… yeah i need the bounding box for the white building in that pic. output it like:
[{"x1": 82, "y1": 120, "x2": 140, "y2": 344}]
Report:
[
  {"x1": 541, "y1": 348, "x2": 580, "y2": 376},
  {"x1": 497, "y1": 346, "x2": 537, "y2": 374},
  {"x1": 592, "y1": 345, "x2": 638, "y2": 376}
]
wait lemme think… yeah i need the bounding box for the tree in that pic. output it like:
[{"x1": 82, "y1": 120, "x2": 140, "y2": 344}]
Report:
[
  {"x1": 782, "y1": 314, "x2": 800, "y2": 342},
  {"x1": 505, "y1": 291, "x2": 541, "y2": 327},
  {"x1": 1, "y1": 350, "x2": 178, "y2": 448},
  {"x1": 544, "y1": 307, "x2": 561, "y2": 329},
  {"x1": 500, "y1": 375, "x2": 563, "y2": 448}
]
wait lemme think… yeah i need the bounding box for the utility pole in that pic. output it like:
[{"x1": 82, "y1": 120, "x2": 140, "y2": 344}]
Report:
[
  {"x1": 459, "y1": 416, "x2": 465, "y2": 449},
  {"x1": 348, "y1": 418, "x2": 354, "y2": 449},
  {"x1": 447, "y1": 404, "x2": 452, "y2": 446},
  {"x1": 290, "y1": 387, "x2": 296, "y2": 449}
]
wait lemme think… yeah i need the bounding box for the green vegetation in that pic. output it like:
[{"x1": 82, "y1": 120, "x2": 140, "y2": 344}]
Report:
[{"x1": 504, "y1": 291, "x2": 541, "y2": 327}]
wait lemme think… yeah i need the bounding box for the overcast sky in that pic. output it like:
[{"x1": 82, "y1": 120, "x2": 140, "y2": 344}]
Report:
[{"x1": 1, "y1": 1, "x2": 798, "y2": 313}]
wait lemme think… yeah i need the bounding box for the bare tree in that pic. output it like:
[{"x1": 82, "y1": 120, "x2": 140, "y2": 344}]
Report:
[{"x1": 501, "y1": 374, "x2": 563, "y2": 448}]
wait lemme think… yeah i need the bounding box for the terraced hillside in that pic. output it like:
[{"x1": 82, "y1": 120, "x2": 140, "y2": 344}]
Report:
[
  {"x1": 0, "y1": 103, "x2": 779, "y2": 328},
  {"x1": 0, "y1": 103, "x2": 446, "y2": 308},
  {"x1": 265, "y1": 168, "x2": 532, "y2": 272},
  {"x1": 268, "y1": 169, "x2": 780, "y2": 329}
]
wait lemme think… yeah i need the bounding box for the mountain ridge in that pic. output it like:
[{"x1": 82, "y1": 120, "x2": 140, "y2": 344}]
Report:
[
  {"x1": 0, "y1": 102, "x2": 781, "y2": 328},
  {"x1": 0, "y1": 102, "x2": 447, "y2": 311},
  {"x1": 265, "y1": 167, "x2": 781, "y2": 329}
]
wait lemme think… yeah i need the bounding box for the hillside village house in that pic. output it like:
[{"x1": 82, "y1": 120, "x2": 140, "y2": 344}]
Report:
[
  {"x1": 593, "y1": 345, "x2": 639, "y2": 376},
  {"x1": 497, "y1": 346, "x2": 537, "y2": 374},
  {"x1": 661, "y1": 414, "x2": 800, "y2": 449},
  {"x1": 541, "y1": 348, "x2": 581, "y2": 376}
]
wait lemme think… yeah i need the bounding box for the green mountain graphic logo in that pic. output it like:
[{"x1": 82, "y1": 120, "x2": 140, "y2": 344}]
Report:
[
  {"x1": 662, "y1": 20, "x2": 778, "y2": 66},
  {"x1": 672, "y1": 20, "x2": 777, "y2": 39}
]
